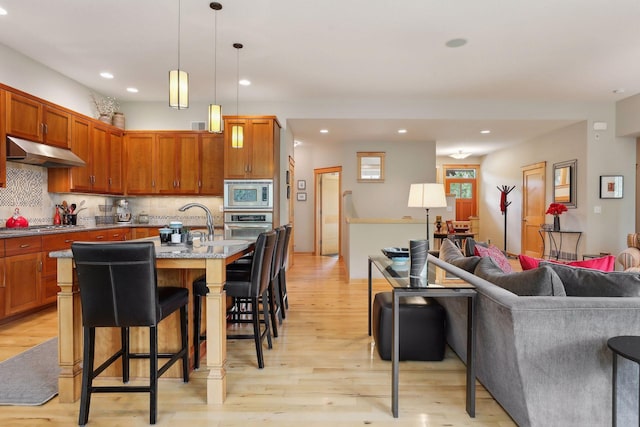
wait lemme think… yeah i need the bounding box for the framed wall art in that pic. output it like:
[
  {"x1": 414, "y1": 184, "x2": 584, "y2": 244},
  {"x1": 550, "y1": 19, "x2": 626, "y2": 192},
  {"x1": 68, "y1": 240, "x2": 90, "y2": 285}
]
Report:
[
  {"x1": 297, "y1": 180, "x2": 306, "y2": 190},
  {"x1": 599, "y1": 175, "x2": 623, "y2": 199},
  {"x1": 297, "y1": 192, "x2": 307, "y2": 201}
]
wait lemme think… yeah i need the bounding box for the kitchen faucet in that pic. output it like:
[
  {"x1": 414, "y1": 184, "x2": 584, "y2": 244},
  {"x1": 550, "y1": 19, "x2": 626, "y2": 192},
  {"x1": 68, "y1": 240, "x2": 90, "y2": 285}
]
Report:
[{"x1": 178, "y1": 203, "x2": 215, "y2": 241}]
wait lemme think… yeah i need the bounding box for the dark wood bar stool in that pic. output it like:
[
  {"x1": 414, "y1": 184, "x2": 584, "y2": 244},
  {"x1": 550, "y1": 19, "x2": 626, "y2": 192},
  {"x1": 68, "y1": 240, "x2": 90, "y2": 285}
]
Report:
[{"x1": 72, "y1": 242, "x2": 189, "y2": 425}]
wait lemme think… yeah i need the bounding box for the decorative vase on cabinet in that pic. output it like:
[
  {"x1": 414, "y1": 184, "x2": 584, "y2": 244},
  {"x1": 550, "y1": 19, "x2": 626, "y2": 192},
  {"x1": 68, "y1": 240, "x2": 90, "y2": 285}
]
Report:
[{"x1": 553, "y1": 215, "x2": 560, "y2": 232}]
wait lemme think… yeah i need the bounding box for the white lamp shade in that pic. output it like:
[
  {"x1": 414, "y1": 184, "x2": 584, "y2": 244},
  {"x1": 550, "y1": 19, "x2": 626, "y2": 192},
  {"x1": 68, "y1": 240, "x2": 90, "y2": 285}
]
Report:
[
  {"x1": 169, "y1": 69, "x2": 189, "y2": 109},
  {"x1": 408, "y1": 183, "x2": 447, "y2": 208},
  {"x1": 208, "y1": 104, "x2": 222, "y2": 133}
]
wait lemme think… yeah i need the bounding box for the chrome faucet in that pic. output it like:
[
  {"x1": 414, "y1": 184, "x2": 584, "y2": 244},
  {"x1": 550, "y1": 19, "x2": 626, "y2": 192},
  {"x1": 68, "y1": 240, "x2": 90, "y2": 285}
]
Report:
[{"x1": 178, "y1": 203, "x2": 215, "y2": 241}]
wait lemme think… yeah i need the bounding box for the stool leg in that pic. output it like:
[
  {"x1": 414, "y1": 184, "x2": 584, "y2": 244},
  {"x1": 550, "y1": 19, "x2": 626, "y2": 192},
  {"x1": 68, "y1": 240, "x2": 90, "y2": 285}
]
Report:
[
  {"x1": 612, "y1": 353, "x2": 617, "y2": 427},
  {"x1": 193, "y1": 291, "x2": 202, "y2": 369},
  {"x1": 78, "y1": 326, "x2": 95, "y2": 426},
  {"x1": 149, "y1": 326, "x2": 158, "y2": 425},
  {"x1": 252, "y1": 296, "x2": 265, "y2": 369},
  {"x1": 121, "y1": 327, "x2": 129, "y2": 383},
  {"x1": 180, "y1": 304, "x2": 189, "y2": 382}
]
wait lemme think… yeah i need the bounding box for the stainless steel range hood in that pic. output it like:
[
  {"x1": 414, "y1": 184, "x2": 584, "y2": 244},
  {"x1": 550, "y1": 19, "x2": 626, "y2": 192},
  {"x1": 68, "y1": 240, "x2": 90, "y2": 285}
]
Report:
[{"x1": 6, "y1": 136, "x2": 86, "y2": 168}]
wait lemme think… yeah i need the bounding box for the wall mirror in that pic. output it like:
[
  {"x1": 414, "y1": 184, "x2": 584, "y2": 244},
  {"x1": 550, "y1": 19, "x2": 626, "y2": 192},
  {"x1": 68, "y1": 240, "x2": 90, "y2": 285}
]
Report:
[
  {"x1": 553, "y1": 159, "x2": 577, "y2": 208},
  {"x1": 357, "y1": 152, "x2": 385, "y2": 182}
]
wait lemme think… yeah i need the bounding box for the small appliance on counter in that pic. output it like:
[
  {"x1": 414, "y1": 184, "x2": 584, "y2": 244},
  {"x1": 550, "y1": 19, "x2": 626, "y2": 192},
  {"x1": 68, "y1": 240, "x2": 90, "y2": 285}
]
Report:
[
  {"x1": 115, "y1": 199, "x2": 132, "y2": 223},
  {"x1": 138, "y1": 212, "x2": 149, "y2": 224}
]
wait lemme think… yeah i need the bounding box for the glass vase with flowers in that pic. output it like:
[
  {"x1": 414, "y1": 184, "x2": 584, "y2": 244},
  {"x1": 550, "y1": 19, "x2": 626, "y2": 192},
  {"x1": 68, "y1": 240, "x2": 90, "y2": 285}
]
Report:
[{"x1": 546, "y1": 203, "x2": 568, "y2": 231}]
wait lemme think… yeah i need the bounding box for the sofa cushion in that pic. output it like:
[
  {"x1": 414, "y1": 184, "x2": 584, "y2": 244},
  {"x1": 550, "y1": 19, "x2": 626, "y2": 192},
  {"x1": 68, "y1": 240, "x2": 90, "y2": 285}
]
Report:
[
  {"x1": 474, "y1": 244, "x2": 513, "y2": 273},
  {"x1": 474, "y1": 257, "x2": 566, "y2": 296},
  {"x1": 540, "y1": 261, "x2": 640, "y2": 297},
  {"x1": 439, "y1": 238, "x2": 481, "y2": 272},
  {"x1": 519, "y1": 254, "x2": 616, "y2": 272}
]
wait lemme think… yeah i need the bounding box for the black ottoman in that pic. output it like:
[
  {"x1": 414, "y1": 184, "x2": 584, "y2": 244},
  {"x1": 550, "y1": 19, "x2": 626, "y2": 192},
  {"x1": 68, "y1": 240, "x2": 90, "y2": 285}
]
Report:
[{"x1": 372, "y1": 292, "x2": 446, "y2": 361}]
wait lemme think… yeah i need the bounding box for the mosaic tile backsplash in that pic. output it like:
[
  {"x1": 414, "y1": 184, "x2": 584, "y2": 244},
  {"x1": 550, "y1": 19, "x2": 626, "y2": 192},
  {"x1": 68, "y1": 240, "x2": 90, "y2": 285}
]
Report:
[{"x1": 0, "y1": 163, "x2": 224, "y2": 227}]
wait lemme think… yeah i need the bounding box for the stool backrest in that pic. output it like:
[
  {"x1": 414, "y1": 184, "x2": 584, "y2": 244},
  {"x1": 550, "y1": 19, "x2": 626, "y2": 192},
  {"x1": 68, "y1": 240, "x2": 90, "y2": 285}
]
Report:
[
  {"x1": 71, "y1": 242, "x2": 159, "y2": 328},
  {"x1": 271, "y1": 226, "x2": 286, "y2": 281},
  {"x1": 249, "y1": 230, "x2": 277, "y2": 297},
  {"x1": 281, "y1": 224, "x2": 292, "y2": 268}
]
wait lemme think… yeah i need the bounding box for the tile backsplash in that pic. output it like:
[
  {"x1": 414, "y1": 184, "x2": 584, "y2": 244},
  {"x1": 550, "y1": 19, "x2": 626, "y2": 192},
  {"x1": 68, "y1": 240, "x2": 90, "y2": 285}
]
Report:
[{"x1": 0, "y1": 162, "x2": 223, "y2": 227}]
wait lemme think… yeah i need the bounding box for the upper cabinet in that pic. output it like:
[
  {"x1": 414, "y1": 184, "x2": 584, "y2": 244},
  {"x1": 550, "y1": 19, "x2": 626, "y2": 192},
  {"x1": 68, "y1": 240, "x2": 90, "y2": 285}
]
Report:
[
  {"x1": 157, "y1": 133, "x2": 199, "y2": 194},
  {"x1": 48, "y1": 119, "x2": 123, "y2": 194},
  {"x1": 5, "y1": 91, "x2": 71, "y2": 148},
  {"x1": 223, "y1": 116, "x2": 281, "y2": 180},
  {"x1": 124, "y1": 132, "x2": 157, "y2": 195},
  {"x1": 200, "y1": 133, "x2": 224, "y2": 195}
]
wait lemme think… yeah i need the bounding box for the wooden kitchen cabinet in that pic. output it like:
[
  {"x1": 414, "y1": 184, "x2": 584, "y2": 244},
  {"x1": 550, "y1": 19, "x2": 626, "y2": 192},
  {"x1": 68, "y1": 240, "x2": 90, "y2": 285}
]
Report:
[
  {"x1": 41, "y1": 232, "x2": 83, "y2": 305},
  {"x1": 86, "y1": 228, "x2": 131, "y2": 242},
  {"x1": 223, "y1": 116, "x2": 281, "y2": 179},
  {"x1": 5, "y1": 236, "x2": 42, "y2": 316},
  {"x1": 5, "y1": 91, "x2": 71, "y2": 148},
  {"x1": 157, "y1": 133, "x2": 199, "y2": 194},
  {"x1": 0, "y1": 89, "x2": 6, "y2": 188},
  {"x1": 48, "y1": 119, "x2": 123, "y2": 194},
  {"x1": 200, "y1": 133, "x2": 224, "y2": 195},
  {"x1": 124, "y1": 132, "x2": 157, "y2": 194}
]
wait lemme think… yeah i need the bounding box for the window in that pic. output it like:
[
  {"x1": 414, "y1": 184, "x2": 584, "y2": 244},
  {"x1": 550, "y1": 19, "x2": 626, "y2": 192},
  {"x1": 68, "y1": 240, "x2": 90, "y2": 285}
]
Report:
[
  {"x1": 357, "y1": 152, "x2": 385, "y2": 182},
  {"x1": 445, "y1": 168, "x2": 476, "y2": 179}
]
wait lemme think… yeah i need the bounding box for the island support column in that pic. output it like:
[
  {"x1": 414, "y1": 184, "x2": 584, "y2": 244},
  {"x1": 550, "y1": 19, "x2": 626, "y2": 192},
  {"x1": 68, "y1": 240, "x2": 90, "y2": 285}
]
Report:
[
  {"x1": 205, "y1": 258, "x2": 227, "y2": 403},
  {"x1": 57, "y1": 257, "x2": 83, "y2": 402}
]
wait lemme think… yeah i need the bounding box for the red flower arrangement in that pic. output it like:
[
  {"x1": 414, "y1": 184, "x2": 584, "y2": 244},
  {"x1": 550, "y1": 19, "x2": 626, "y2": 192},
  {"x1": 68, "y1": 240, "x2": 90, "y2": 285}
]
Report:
[{"x1": 546, "y1": 203, "x2": 568, "y2": 216}]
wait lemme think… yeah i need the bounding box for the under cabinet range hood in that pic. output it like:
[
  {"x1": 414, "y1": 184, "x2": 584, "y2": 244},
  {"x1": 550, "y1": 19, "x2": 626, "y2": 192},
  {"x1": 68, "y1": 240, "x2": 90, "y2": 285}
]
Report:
[{"x1": 6, "y1": 136, "x2": 86, "y2": 168}]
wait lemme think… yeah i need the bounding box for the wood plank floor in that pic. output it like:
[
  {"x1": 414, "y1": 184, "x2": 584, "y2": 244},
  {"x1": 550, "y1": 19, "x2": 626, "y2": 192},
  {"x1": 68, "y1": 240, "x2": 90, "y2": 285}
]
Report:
[{"x1": 0, "y1": 254, "x2": 515, "y2": 426}]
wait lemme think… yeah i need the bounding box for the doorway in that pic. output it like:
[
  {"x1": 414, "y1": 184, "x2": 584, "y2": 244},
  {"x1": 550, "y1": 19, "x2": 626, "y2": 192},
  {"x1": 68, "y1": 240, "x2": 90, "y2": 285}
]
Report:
[
  {"x1": 443, "y1": 164, "x2": 479, "y2": 221},
  {"x1": 521, "y1": 161, "x2": 546, "y2": 257},
  {"x1": 314, "y1": 166, "x2": 342, "y2": 257}
]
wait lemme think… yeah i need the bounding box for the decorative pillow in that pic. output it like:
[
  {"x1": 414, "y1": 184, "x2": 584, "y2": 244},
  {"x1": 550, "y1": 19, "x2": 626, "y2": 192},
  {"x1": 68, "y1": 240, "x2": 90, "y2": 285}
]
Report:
[
  {"x1": 540, "y1": 261, "x2": 640, "y2": 297},
  {"x1": 475, "y1": 257, "x2": 566, "y2": 296},
  {"x1": 439, "y1": 238, "x2": 481, "y2": 272},
  {"x1": 519, "y1": 254, "x2": 615, "y2": 272},
  {"x1": 474, "y1": 244, "x2": 513, "y2": 273}
]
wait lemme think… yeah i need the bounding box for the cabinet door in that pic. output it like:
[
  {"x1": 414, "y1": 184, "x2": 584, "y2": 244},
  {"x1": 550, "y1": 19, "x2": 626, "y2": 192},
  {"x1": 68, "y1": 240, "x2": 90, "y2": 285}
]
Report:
[
  {"x1": 177, "y1": 134, "x2": 199, "y2": 193},
  {"x1": 91, "y1": 125, "x2": 110, "y2": 192},
  {"x1": 157, "y1": 134, "x2": 177, "y2": 194},
  {"x1": 200, "y1": 134, "x2": 224, "y2": 195},
  {"x1": 248, "y1": 118, "x2": 275, "y2": 178},
  {"x1": 108, "y1": 130, "x2": 123, "y2": 194},
  {"x1": 6, "y1": 92, "x2": 43, "y2": 141},
  {"x1": 43, "y1": 105, "x2": 71, "y2": 148},
  {"x1": 223, "y1": 118, "x2": 249, "y2": 179},
  {"x1": 125, "y1": 133, "x2": 156, "y2": 194},
  {"x1": 69, "y1": 116, "x2": 92, "y2": 191},
  {"x1": 5, "y1": 253, "x2": 41, "y2": 316},
  {"x1": 0, "y1": 90, "x2": 6, "y2": 188}
]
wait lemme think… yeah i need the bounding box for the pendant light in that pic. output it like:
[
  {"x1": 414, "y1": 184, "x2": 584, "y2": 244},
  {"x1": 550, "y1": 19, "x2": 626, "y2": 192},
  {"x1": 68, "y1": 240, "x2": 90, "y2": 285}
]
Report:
[
  {"x1": 231, "y1": 42, "x2": 244, "y2": 148},
  {"x1": 169, "y1": 0, "x2": 189, "y2": 109},
  {"x1": 208, "y1": 2, "x2": 222, "y2": 132}
]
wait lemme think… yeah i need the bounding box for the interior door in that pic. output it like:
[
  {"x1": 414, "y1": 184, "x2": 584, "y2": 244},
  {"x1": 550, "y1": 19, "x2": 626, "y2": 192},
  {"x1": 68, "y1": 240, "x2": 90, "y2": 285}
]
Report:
[
  {"x1": 522, "y1": 162, "x2": 546, "y2": 257},
  {"x1": 314, "y1": 166, "x2": 342, "y2": 256}
]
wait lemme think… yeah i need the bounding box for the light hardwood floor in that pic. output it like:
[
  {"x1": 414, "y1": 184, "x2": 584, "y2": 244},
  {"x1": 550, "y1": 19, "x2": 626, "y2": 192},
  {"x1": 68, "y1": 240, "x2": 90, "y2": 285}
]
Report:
[{"x1": 0, "y1": 254, "x2": 515, "y2": 426}]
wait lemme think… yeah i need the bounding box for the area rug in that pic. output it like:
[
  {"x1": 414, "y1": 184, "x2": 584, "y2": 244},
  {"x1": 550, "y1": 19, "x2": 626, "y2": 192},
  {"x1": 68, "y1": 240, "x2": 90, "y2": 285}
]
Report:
[{"x1": 0, "y1": 337, "x2": 59, "y2": 405}]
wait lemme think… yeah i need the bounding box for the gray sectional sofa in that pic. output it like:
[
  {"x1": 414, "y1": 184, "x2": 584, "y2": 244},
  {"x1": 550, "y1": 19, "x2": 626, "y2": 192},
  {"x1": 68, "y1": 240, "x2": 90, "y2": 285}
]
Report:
[{"x1": 435, "y1": 239, "x2": 640, "y2": 427}]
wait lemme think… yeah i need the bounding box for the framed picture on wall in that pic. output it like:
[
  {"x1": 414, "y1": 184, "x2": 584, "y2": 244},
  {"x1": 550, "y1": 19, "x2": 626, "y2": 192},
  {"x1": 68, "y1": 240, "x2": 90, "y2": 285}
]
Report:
[
  {"x1": 297, "y1": 180, "x2": 306, "y2": 190},
  {"x1": 297, "y1": 192, "x2": 307, "y2": 201},
  {"x1": 600, "y1": 175, "x2": 623, "y2": 199}
]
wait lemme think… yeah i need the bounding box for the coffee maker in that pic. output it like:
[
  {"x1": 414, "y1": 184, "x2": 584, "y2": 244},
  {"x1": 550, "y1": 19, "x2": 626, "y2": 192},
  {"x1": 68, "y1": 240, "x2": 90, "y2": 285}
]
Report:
[{"x1": 115, "y1": 199, "x2": 132, "y2": 223}]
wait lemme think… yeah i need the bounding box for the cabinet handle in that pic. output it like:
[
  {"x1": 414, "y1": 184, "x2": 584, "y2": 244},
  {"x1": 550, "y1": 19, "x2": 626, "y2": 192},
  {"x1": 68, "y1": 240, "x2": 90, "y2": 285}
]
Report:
[
  {"x1": 113, "y1": 234, "x2": 120, "y2": 238},
  {"x1": 109, "y1": 177, "x2": 112, "y2": 185},
  {"x1": 198, "y1": 180, "x2": 202, "y2": 188},
  {"x1": 43, "y1": 123, "x2": 48, "y2": 134},
  {"x1": 38, "y1": 261, "x2": 43, "y2": 272},
  {"x1": 64, "y1": 239, "x2": 74, "y2": 243},
  {"x1": 20, "y1": 244, "x2": 30, "y2": 248},
  {"x1": 40, "y1": 123, "x2": 44, "y2": 135},
  {"x1": 95, "y1": 235, "x2": 105, "y2": 240},
  {"x1": 152, "y1": 180, "x2": 155, "y2": 188},
  {"x1": 176, "y1": 180, "x2": 180, "y2": 188}
]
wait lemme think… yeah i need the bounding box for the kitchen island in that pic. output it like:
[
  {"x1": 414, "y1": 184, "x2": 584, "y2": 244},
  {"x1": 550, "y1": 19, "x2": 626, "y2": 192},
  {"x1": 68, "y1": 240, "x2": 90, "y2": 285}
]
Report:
[{"x1": 49, "y1": 236, "x2": 254, "y2": 405}]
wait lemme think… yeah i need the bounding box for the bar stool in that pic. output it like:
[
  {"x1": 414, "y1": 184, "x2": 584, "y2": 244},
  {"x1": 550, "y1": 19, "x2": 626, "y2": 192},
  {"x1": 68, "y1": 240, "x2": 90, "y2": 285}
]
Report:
[
  {"x1": 225, "y1": 230, "x2": 277, "y2": 368},
  {"x1": 72, "y1": 241, "x2": 189, "y2": 425},
  {"x1": 278, "y1": 224, "x2": 292, "y2": 315}
]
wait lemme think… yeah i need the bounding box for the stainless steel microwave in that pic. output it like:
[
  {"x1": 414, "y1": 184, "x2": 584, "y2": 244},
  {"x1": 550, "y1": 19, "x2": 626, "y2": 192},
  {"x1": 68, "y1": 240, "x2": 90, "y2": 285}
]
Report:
[{"x1": 223, "y1": 180, "x2": 273, "y2": 210}]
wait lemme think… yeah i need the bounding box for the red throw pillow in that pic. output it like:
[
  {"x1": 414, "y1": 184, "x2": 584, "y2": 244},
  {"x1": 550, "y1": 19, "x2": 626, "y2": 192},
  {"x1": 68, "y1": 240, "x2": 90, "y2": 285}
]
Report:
[
  {"x1": 518, "y1": 254, "x2": 542, "y2": 270},
  {"x1": 518, "y1": 254, "x2": 615, "y2": 272},
  {"x1": 474, "y1": 244, "x2": 513, "y2": 273}
]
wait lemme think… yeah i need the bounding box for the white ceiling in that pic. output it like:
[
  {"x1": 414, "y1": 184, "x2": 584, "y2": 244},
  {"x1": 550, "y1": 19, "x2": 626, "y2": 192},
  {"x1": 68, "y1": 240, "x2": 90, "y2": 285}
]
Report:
[{"x1": 1, "y1": 0, "x2": 638, "y2": 156}]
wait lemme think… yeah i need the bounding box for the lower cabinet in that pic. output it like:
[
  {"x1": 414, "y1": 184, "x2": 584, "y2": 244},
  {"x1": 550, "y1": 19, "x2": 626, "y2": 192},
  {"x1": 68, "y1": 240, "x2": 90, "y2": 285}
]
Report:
[{"x1": 5, "y1": 252, "x2": 41, "y2": 316}]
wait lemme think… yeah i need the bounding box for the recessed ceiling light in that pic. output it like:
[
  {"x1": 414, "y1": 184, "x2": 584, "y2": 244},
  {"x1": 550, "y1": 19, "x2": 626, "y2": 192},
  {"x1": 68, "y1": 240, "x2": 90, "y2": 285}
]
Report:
[
  {"x1": 239, "y1": 79, "x2": 251, "y2": 86},
  {"x1": 100, "y1": 72, "x2": 114, "y2": 79},
  {"x1": 0, "y1": 7, "x2": 8, "y2": 15},
  {"x1": 480, "y1": 129, "x2": 491, "y2": 134},
  {"x1": 126, "y1": 87, "x2": 139, "y2": 93},
  {"x1": 320, "y1": 129, "x2": 329, "y2": 134},
  {"x1": 445, "y1": 38, "x2": 467, "y2": 48},
  {"x1": 613, "y1": 88, "x2": 626, "y2": 94},
  {"x1": 397, "y1": 129, "x2": 407, "y2": 134}
]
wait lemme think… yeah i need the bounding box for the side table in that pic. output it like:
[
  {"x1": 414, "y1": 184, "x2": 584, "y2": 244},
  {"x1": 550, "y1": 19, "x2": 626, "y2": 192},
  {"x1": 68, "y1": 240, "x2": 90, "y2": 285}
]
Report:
[{"x1": 607, "y1": 336, "x2": 640, "y2": 426}]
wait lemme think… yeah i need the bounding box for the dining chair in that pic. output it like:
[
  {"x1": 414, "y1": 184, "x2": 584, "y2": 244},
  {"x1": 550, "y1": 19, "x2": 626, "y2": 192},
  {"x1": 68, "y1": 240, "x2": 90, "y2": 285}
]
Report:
[{"x1": 71, "y1": 241, "x2": 189, "y2": 425}]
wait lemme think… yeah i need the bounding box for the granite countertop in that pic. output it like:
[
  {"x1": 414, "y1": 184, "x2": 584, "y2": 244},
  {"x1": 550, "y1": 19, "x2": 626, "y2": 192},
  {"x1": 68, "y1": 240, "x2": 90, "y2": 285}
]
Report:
[
  {"x1": 0, "y1": 224, "x2": 222, "y2": 239},
  {"x1": 49, "y1": 236, "x2": 252, "y2": 260}
]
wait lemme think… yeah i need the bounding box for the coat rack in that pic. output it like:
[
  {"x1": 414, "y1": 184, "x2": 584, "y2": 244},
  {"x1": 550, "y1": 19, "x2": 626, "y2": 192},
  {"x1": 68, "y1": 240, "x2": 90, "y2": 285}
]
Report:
[{"x1": 497, "y1": 185, "x2": 516, "y2": 251}]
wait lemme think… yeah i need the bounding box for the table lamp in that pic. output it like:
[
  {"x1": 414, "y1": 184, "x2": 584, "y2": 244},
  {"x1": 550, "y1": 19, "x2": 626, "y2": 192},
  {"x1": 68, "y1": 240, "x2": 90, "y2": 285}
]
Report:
[{"x1": 408, "y1": 183, "x2": 448, "y2": 246}]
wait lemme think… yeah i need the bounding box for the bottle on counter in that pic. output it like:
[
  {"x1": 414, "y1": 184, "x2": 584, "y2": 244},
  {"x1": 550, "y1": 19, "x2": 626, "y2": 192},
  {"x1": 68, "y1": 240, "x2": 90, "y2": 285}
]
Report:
[{"x1": 54, "y1": 207, "x2": 61, "y2": 225}]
